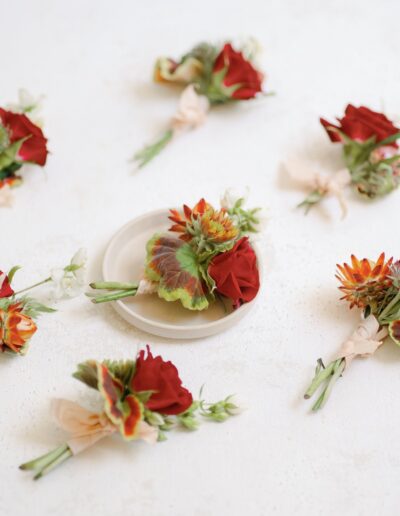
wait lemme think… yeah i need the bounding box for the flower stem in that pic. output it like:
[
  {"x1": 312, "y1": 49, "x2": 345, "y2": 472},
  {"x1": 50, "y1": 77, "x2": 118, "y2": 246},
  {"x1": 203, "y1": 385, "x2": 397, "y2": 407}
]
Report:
[
  {"x1": 133, "y1": 129, "x2": 174, "y2": 168},
  {"x1": 20, "y1": 443, "x2": 73, "y2": 480},
  {"x1": 297, "y1": 190, "x2": 326, "y2": 214},
  {"x1": 90, "y1": 288, "x2": 138, "y2": 304},
  {"x1": 13, "y1": 277, "x2": 51, "y2": 296},
  {"x1": 379, "y1": 290, "x2": 400, "y2": 322},
  {"x1": 90, "y1": 281, "x2": 138, "y2": 290},
  {"x1": 304, "y1": 358, "x2": 346, "y2": 410}
]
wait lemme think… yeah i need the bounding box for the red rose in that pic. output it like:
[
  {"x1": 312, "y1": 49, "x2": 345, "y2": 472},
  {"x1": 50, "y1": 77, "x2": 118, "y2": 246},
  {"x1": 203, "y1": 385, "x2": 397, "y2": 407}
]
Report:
[
  {"x1": 0, "y1": 108, "x2": 48, "y2": 165},
  {"x1": 0, "y1": 271, "x2": 14, "y2": 298},
  {"x1": 212, "y1": 43, "x2": 263, "y2": 100},
  {"x1": 208, "y1": 237, "x2": 260, "y2": 307},
  {"x1": 321, "y1": 105, "x2": 399, "y2": 148},
  {"x1": 131, "y1": 346, "x2": 193, "y2": 415}
]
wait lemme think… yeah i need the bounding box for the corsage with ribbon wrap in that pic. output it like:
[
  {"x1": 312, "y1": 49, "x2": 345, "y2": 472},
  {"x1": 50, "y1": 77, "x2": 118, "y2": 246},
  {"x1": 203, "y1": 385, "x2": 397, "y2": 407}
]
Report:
[
  {"x1": 0, "y1": 90, "x2": 48, "y2": 207},
  {"x1": 88, "y1": 193, "x2": 263, "y2": 311},
  {"x1": 288, "y1": 105, "x2": 400, "y2": 217},
  {"x1": 20, "y1": 346, "x2": 241, "y2": 480},
  {"x1": 305, "y1": 253, "x2": 400, "y2": 410},
  {"x1": 0, "y1": 249, "x2": 86, "y2": 355},
  {"x1": 133, "y1": 39, "x2": 267, "y2": 168}
]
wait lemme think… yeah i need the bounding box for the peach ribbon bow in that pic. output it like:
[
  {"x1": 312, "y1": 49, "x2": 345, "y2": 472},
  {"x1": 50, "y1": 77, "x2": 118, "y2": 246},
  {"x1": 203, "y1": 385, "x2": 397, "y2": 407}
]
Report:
[
  {"x1": 51, "y1": 399, "x2": 117, "y2": 455},
  {"x1": 52, "y1": 399, "x2": 158, "y2": 455},
  {"x1": 171, "y1": 84, "x2": 209, "y2": 134},
  {"x1": 335, "y1": 315, "x2": 388, "y2": 368},
  {"x1": 285, "y1": 159, "x2": 352, "y2": 218}
]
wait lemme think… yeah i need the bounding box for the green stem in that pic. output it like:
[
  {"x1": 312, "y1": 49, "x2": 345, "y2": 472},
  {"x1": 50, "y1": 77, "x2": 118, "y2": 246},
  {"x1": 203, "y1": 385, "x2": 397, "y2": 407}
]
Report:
[
  {"x1": 312, "y1": 359, "x2": 345, "y2": 411},
  {"x1": 90, "y1": 281, "x2": 138, "y2": 290},
  {"x1": 133, "y1": 129, "x2": 174, "y2": 168},
  {"x1": 20, "y1": 443, "x2": 69, "y2": 472},
  {"x1": 91, "y1": 288, "x2": 138, "y2": 304},
  {"x1": 297, "y1": 190, "x2": 326, "y2": 214},
  {"x1": 13, "y1": 277, "x2": 51, "y2": 296},
  {"x1": 304, "y1": 360, "x2": 336, "y2": 399},
  {"x1": 34, "y1": 449, "x2": 73, "y2": 480},
  {"x1": 379, "y1": 290, "x2": 400, "y2": 322}
]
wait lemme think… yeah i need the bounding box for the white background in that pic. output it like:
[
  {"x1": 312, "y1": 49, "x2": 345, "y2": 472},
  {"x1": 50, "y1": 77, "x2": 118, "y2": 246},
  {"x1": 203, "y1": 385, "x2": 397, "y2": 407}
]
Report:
[{"x1": 2, "y1": 1, "x2": 400, "y2": 515}]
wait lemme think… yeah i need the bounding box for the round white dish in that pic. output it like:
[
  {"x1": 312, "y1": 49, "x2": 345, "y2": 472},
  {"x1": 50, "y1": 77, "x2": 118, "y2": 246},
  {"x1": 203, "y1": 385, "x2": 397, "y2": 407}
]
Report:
[{"x1": 102, "y1": 209, "x2": 262, "y2": 339}]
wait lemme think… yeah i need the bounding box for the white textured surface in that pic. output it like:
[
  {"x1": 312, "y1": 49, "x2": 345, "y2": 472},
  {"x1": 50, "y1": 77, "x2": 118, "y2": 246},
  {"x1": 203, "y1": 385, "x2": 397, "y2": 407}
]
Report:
[{"x1": 2, "y1": 1, "x2": 400, "y2": 515}]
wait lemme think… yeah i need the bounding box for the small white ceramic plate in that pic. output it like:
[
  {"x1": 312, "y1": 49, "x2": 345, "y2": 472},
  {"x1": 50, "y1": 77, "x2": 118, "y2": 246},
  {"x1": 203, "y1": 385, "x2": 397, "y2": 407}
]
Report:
[{"x1": 102, "y1": 209, "x2": 262, "y2": 339}]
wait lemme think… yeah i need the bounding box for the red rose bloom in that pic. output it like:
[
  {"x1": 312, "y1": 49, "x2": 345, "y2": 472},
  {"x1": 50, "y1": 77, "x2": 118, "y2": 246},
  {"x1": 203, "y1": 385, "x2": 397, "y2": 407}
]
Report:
[
  {"x1": 131, "y1": 346, "x2": 193, "y2": 415},
  {"x1": 213, "y1": 43, "x2": 263, "y2": 100},
  {"x1": 0, "y1": 271, "x2": 14, "y2": 298},
  {"x1": 321, "y1": 105, "x2": 399, "y2": 148},
  {"x1": 0, "y1": 108, "x2": 48, "y2": 165},
  {"x1": 208, "y1": 237, "x2": 260, "y2": 307}
]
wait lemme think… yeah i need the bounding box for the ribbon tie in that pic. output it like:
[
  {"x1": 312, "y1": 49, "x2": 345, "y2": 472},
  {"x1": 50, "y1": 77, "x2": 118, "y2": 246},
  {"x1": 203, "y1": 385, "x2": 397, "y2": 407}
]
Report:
[
  {"x1": 335, "y1": 315, "x2": 388, "y2": 367},
  {"x1": 52, "y1": 399, "x2": 157, "y2": 455},
  {"x1": 171, "y1": 85, "x2": 209, "y2": 134},
  {"x1": 285, "y1": 159, "x2": 352, "y2": 218}
]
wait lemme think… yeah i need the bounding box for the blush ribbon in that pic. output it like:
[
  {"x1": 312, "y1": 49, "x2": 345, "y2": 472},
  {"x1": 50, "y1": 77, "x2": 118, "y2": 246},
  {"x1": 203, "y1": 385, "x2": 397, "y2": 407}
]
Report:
[
  {"x1": 52, "y1": 399, "x2": 157, "y2": 455},
  {"x1": 335, "y1": 315, "x2": 388, "y2": 368},
  {"x1": 171, "y1": 84, "x2": 209, "y2": 134},
  {"x1": 285, "y1": 159, "x2": 352, "y2": 217}
]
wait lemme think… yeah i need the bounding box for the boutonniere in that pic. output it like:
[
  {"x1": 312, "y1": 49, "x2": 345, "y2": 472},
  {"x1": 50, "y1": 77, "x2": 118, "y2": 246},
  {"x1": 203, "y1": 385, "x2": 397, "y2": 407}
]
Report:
[
  {"x1": 0, "y1": 249, "x2": 87, "y2": 355},
  {"x1": 88, "y1": 192, "x2": 263, "y2": 311},
  {"x1": 288, "y1": 105, "x2": 400, "y2": 217},
  {"x1": 134, "y1": 39, "x2": 267, "y2": 168},
  {"x1": 20, "y1": 346, "x2": 241, "y2": 479},
  {"x1": 0, "y1": 90, "x2": 49, "y2": 207},
  {"x1": 305, "y1": 253, "x2": 400, "y2": 410}
]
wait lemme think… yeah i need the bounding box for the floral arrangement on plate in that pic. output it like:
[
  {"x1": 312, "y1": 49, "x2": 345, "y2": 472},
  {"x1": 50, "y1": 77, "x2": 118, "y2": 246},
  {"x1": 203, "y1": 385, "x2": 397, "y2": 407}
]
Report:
[
  {"x1": 20, "y1": 346, "x2": 240, "y2": 479},
  {"x1": 0, "y1": 90, "x2": 48, "y2": 207},
  {"x1": 304, "y1": 253, "x2": 400, "y2": 410},
  {"x1": 88, "y1": 192, "x2": 263, "y2": 311},
  {"x1": 133, "y1": 38, "x2": 267, "y2": 168},
  {"x1": 0, "y1": 249, "x2": 86, "y2": 355},
  {"x1": 288, "y1": 105, "x2": 400, "y2": 216}
]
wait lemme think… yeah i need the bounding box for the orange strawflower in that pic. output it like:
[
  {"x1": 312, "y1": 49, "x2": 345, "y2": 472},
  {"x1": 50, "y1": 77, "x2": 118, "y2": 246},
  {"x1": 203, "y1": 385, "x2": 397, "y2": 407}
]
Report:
[
  {"x1": 169, "y1": 198, "x2": 238, "y2": 244},
  {"x1": 336, "y1": 253, "x2": 393, "y2": 309}
]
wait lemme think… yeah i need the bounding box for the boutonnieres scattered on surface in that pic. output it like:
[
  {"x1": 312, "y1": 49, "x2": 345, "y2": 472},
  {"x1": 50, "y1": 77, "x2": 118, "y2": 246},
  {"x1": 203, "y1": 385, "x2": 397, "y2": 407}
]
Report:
[
  {"x1": 20, "y1": 346, "x2": 241, "y2": 479},
  {"x1": 0, "y1": 90, "x2": 48, "y2": 207},
  {"x1": 133, "y1": 39, "x2": 267, "y2": 168},
  {"x1": 0, "y1": 249, "x2": 87, "y2": 355},
  {"x1": 88, "y1": 192, "x2": 263, "y2": 311},
  {"x1": 288, "y1": 105, "x2": 400, "y2": 217},
  {"x1": 304, "y1": 253, "x2": 400, "y2": 410}
]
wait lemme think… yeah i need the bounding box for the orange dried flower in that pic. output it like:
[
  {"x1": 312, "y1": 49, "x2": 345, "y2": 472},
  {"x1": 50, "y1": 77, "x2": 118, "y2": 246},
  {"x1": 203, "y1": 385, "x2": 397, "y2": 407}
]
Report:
[
  {"x1": 0, "y1": 302, "x2": 37, "y2": 354},
  {"x1": 336, "y1": 253, "x2": 393, "y2": 309}
]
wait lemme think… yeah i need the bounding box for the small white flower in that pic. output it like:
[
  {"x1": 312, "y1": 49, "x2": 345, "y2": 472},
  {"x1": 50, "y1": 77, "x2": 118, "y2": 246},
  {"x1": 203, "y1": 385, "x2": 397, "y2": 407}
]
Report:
[
  {"x1": 7, "y1": 89, "x2": 44, "y2": 126},
  {"x1": 0, "y1": 184, "x2": 14, "y2": 208},
  {"x1": 220, "y1": 187, "x2": 249, "y2": 210},
  {"x1": 51, "y1": 248, "x2": 87, "y2": 299}
]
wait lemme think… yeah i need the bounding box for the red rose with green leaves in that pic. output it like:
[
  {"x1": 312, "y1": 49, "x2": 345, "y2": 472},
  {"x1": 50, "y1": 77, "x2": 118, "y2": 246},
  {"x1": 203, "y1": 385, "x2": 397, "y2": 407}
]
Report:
[
  {"x1": 210, "y1": 43, "x2": 263, "y2": 101},
  {"x1": 321, "y1": 105, "x2": 400, "y2": 148},
  {"x1": 208, "y1": 237, "x2": 260, "y2": 307},
  {"x1": 132, "y1": 346, "x2": 193, "y2": 415},
  {"x1": 0, "y1": 108, "x2": 48, "y2": 165}
]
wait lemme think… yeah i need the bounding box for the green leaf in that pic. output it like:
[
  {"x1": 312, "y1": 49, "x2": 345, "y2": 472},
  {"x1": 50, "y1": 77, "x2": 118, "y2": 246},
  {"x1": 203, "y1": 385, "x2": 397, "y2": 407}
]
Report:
[
  {"x1": 7, "y1": 265, "x2": 21, "y2": 284},
  {"x1": 145, "y1": 234, "x2": 209, "y2": 310},
  {"x1": 389, "y1": 320, "x2": 400, "y2": 346},
  {"x1": 0, "y1": 138, "x2": 26, "y2": 172},
  {"x1": 72, "y1": 360, "x2": 99, "y2": 390},
  {"x1": 19, "y1": 297, "x2": 56, "y2": 318}
]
